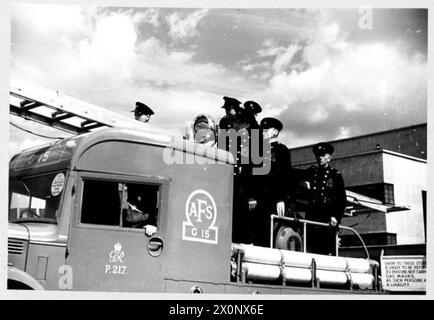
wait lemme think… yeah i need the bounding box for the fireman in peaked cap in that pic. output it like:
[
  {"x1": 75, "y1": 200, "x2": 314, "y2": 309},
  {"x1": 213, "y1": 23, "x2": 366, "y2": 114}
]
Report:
[
  {"x1": 124, "y1": 186, "x2": 158, "y2": 236},
  {"x1": 303, "y1": 142, "x2": 346, "y2": 255},
  {"x1": 132, "y1": 101, "x2": 154, "y2": 123},
  {"x1": 248, "y1": 117, "x2": 293, "y2": 247},
  {"x1": 244, "y1": 100, "x2": 262, "y2": 116},
  {"x1": 218, "y1": 96, "x2": 254, "y2": 243},
  {"x1": 243, "y1": 100, "x2": 262, "y2": 129},
  {"x1": 218, "y1": 96, "x2": 243, "y2": 130},
  {"x1": 222, "y1": 96, "x2": 242, "y2": 115}
]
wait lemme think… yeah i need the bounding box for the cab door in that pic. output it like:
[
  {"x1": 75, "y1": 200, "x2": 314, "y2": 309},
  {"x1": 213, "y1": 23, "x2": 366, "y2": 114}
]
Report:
[{"x1": 66, "y1": 172, "x2": 168, "y2": 292}]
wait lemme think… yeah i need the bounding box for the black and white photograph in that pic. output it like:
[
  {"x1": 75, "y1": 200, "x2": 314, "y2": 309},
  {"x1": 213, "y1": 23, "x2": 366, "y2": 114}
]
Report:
[{"x1": 2, "y1": 0, "x2": 432, "y2": 300}]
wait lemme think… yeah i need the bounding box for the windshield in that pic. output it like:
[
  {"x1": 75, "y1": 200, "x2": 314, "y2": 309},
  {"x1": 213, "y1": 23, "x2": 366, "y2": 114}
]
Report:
[{"x1": 9, "y1": 171, "x2": 66, "y2": 223}]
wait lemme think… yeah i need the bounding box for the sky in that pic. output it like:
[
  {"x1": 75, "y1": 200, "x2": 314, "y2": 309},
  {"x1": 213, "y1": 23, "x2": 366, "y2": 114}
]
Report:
[{"x1": 9, "y1": 5, "x2": 428, "y2": 156}]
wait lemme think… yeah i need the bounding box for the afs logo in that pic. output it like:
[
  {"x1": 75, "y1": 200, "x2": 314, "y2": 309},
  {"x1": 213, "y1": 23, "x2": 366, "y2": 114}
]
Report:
[{"x1": 182, "y1": 189, "x2": 218, "y2": 244}]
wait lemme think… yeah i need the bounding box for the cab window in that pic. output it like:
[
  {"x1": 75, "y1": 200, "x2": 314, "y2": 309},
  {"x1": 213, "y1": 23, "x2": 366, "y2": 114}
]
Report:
[
  {"x1": 9, "y1": 172, "x2": 66, "y2": 223},
  {"x1": 80, "y1": 179, "x2": 160, "y2": 229}
]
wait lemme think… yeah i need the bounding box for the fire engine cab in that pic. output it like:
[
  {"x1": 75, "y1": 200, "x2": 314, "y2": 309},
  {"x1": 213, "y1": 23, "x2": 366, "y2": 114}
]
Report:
[{"x1": 8, "y1": 81, "x2": 382, "y2": 294}]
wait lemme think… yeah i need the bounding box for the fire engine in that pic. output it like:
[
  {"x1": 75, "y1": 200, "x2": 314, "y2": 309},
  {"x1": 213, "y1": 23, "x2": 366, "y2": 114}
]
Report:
[{"x1": 8, "y1": 80, "x2": 384, "y2": 294}]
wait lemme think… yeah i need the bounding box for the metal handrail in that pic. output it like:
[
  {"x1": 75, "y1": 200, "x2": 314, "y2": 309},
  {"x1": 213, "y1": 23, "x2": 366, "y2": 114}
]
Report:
[{"x1": 270, "y1": 215, "x2": 370, "y2": 260}]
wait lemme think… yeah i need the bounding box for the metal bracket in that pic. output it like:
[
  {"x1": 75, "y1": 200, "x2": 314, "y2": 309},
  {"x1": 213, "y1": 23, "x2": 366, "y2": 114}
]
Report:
[
  {"x1": 310, "y1": 258, "x2": 320, "y2": 288},
  {"x1": 279, "y1": 250, "x2": 286, "y2": 286}
]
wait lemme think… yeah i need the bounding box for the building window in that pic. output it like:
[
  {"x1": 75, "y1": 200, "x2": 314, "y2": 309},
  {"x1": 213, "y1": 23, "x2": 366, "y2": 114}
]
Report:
[
  {"x1": 383, "y1": 183, "x2": 395, "y2": 205},
  {"x1": 347, "y1": 183, "x2": 394, "y2": 205},
  {"x1": 80, "y1": 179, "x2": 160, "y2": 230}
]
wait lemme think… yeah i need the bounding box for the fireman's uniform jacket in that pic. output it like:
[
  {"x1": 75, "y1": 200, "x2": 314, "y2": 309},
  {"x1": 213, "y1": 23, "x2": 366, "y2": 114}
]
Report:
[
  {"x1": 304, "y1": 165, "x2": 346, "y2": 224},
  {"x1": 249, "y1": 140, "x2": 293, "y2": 246},
  {"x1": 222, "y1": 121, "x2": 256, "y2": 244},
  {"x1": 253, "y1": 141, "x2": 292, "y2": 206},
  {"x1": 297, "y1": 164, "x2": 346, "y2": 255},
  {"x1": 218, "y1": 115, "x2": 234, "y2": 130}
]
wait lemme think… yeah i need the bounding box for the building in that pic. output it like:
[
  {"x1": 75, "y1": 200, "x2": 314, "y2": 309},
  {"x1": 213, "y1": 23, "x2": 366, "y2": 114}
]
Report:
[{"x1": 290, "y1": 123, "x2": 427, "y2": 246}]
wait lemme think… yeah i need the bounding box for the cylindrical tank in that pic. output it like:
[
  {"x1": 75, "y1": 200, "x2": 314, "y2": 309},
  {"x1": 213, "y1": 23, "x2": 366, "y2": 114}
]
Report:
[
  {"x1": 238, "y1": 244, "x2": 370, "y2": 273},
  {"x1": 242, "y1": 262, "x2": 374, "y2": 288}
]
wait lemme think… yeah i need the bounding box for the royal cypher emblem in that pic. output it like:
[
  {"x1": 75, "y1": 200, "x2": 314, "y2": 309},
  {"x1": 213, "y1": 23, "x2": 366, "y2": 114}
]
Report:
[{"x1": 109, "y1": 242, "x2": 125, "y2": 263}]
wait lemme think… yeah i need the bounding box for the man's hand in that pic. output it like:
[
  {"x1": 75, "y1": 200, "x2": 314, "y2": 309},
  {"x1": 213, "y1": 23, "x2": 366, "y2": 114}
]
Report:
[
  {"x1": 276, "y1": 201, "x2": 285, "y2": 217},
  {"x1": 330, "y1": 216, "x2": 338, "y2": 227},
  {"x1": 336, "y1": 235, "x2": 341, "y2": 248},
  {"x1": 248, "y1": 198, "x2": 257, "y2": 211},
  {"x1": 144, "y1": 225, "x2": 157, "y2": 236}
]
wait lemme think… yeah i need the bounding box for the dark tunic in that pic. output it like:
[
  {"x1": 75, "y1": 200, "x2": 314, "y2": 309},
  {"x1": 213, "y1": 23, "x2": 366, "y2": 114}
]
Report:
[
  {"x1": 258, "y1": 141, "x2": 292, "y2": 204},
  {"x1": 226, "y1": 125, "x2": 254, "y2": 244},
  {"x1": 303, "y1": 164, "x2": 346, "y2": 255},
  {"x1": 250, "y1": 140, "x2": 292, "y2": 247},
  {"x1": 218, "y1": 115, "x2": 234, "y2": 130},
  {"x1": 304, "y1": 165, "x2": 346, "y2": 223}
]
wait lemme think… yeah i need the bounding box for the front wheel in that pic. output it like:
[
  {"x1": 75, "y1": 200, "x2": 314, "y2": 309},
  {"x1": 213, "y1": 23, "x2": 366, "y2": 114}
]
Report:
[{"x1": 7, "y1": 279, "x2": 33, "y2": 290}]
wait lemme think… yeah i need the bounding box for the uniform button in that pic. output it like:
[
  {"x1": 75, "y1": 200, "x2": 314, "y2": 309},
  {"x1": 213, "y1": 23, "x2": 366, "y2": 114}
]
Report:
[{"x1": 313, "y1": 187, "x2": 316, "y2": 190}]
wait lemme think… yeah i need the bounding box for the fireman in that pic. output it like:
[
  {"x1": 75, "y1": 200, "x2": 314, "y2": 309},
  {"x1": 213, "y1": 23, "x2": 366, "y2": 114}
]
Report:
[
  {"x1": 303, "y1": 142, "x2": 346, "y2": 255},
  {"x1": 187, "y1": 114, "x2": 217, "y2": 146},
  {"x1": 249, "y1": 117, "x2": 293, "y2": 247},
  {"x1": 243, "y1": 100, "x2": 262, "y2": 129},
  {"x1": 132, "y1": 101, "x2": 154, "y2": 123},
  {"x1": 124, "y1": 200, "x2": 157, "y2": 236},
  {"x1": 218, "y1": 96, "x2": 242, "y2": 130}
]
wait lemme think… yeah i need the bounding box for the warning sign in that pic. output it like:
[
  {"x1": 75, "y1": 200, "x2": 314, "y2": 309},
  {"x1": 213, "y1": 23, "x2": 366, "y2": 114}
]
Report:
[{"x1": 381, "y1": 255, "x2": 426, "y2": 292}]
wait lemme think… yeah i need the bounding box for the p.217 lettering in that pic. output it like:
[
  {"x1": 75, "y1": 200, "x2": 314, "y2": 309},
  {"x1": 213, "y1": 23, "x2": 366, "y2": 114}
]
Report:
[
  {"x1": 105, "y1": 242, "x2": 127, "y2": 275},
  {"x1": 105, "y1": 264, "x2": 127, "y2": 275}
]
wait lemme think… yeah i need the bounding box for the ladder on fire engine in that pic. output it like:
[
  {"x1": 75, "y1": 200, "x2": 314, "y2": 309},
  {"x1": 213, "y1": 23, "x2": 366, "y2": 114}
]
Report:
[{"x1": 10, "y1": 78, "x2": 151, "y2": 135}]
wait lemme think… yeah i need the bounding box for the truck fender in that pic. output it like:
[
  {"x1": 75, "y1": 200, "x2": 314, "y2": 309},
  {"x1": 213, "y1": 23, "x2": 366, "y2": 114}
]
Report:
[{"x1": 8, "y1": 266, "x2": 45, "y2": 290}]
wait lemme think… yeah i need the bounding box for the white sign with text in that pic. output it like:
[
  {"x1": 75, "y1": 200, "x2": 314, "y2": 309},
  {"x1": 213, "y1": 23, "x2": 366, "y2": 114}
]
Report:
[{"x1": 381, "y1": 255, "x2": 426, "y2": 292}]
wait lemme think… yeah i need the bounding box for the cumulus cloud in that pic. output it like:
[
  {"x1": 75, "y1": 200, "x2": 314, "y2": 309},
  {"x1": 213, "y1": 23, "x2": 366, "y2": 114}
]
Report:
[
  {"x1": 10, "y1": 6, "x2": 427, "y2": 151},
  {"x1": 9, "y1": 117, "x2": 72, "y2": 158},
  {"x1": 11, "y1": 7, "x2": 252, "y2": 114},
  {"x1": 12, "y1": 4, "x2": 91, "y2": 37},
  {"x1": 133, "y1": 8, "x2": 160, "y2": 28},
  {"x1": 241, "y1": 38, "x2": 301, "y2": 79},
  {"x1": 166, "y1": 9, "x2": 208, "y2": 41},
  {"x1": 256, "y1": 22, "x2": 427, "y2": 147},
  {"x1": 10, "y1": 7, "x2": 257, "y2": 139},
  {"x1": 130, "y1": 36, "x2": 250, "y2": 96},
  {"x1": 77, "y1": 14, "x2": 137, "y2": 80}
]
